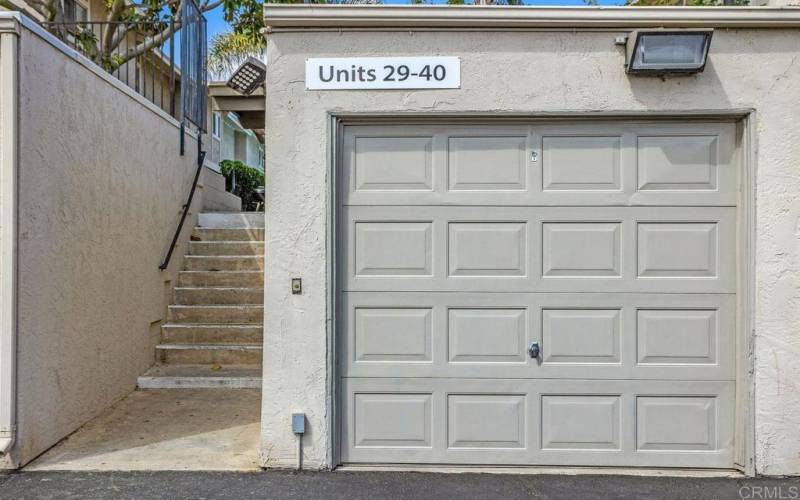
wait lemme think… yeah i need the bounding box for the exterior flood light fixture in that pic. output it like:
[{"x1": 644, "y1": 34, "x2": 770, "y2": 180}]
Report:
[
  {"x1": 226, "y1": 57, "x2": 267, "y2": 95},
  {"x1": 626, "y1": 29, "x2": 713, "y2": 75}
]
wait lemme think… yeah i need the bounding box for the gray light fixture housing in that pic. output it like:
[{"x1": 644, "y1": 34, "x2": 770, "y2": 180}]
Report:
[
  {"x1": 226, "y1": 57, "x2": 267, "y2": 95},
  {"x1": 626, "y1": 29, "x2": 713, "y2": 75}
]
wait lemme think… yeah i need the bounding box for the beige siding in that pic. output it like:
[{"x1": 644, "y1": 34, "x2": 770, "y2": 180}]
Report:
[{"x1": 2, "y1": 23, "x2": 202, "y2": 467}]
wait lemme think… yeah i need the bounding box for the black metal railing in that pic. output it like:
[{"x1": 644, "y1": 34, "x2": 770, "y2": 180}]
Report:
[
  {"x1": 43, "y1": 13, "x2": 209, "y2": 271},
  {"x1": 158, "y1": 0, "x2": 208, "y2": 270},
  {"x1": 180, "y1": 0, "x2": 207, "y2": 131},
  {"x1": 160, "y1": 141, "x2": 205, "y2": 271},
  {"x1": 41, "y1": 20, "x2": 179, "y2": 119}
]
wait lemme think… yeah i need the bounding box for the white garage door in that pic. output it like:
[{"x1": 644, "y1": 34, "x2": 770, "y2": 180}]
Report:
[{"x1": 337, "y1": 121, "x2": 739, "y2": 468}]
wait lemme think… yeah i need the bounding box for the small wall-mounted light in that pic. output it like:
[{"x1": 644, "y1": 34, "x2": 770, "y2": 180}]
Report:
[
  {"x1": 626, "y1": 29, "x2": 713, "y2": 75},
  {"x1": 226, "y1": 57, "x2": 267, "y2": 95}
]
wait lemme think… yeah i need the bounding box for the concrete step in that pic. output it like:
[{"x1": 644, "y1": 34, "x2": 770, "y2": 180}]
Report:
[
  {"x1": 137, "y1": 364, "x2": 262, "y2": 389},
  {"x1": 174, "y1": 287, "x2": 263, "y2": 305},
  {"x1": 189, "y1": 241, "x2": 264, "y2": 256},
  {"x1": 184, "y1": 255, "x2": 263, "y2": 271},
  {"x1": 156, "y1": 343, "x2": 262, "y2": 365},
  {"x1": 168, "y1": 305, "x2": 264, "y2": 324},
  {"x1": 161, "y1": 324, "x2": 263, "y2": 344},
  {"x1": 177, "y1": 271, "x2": 263, "y2": 287},
  {"x1": 191, "y1": 228, "x2": 264, "y2": 242},
  {"x1": 198, "y1": 212, "x2": 264, "y2": 229}
]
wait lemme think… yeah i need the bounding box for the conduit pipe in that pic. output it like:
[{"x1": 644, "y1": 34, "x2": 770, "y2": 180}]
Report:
[{"x1": 0, "y1": 13, "x2": 19, "y2": 457}]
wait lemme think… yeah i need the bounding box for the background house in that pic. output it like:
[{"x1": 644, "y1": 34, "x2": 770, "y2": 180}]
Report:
[
  {"x1": 207, "y1": 110, "x2": 265, "y2": 173},
  {"x1": 206, "y1": 81, "x2": 266, "y2": 173}
]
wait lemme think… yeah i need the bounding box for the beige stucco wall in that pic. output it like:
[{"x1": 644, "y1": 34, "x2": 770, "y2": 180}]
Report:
[
  {"x1": 0, "y1": 22, "x2": 202, "y2": 467},
  {"x1": 261, "y1": 27, "x2": 800, "y2": 475}
]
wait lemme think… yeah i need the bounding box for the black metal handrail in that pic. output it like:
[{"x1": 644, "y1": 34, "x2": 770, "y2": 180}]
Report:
[
  {"x1": 160, "y1": 139, "x2": 205, "y2": 270},
  {"x1": 41, "y1": 20, "x2": 179, "y2": 119}
]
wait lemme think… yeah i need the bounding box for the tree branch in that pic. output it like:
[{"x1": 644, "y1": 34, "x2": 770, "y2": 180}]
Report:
[
  {"x1": 109, "y1": 24, "x2": 131, "y2": 52},
  {"x1": 105, "y1": 0, "x2": 173, "y2": 54},
  {"x1": 105, "y1": 0, "x2": 125, "y2": 23},
  {"x1": 120, "y1": 19, "x2": 180, "y2": 64},
  {"x1": 17, "y1": 0, "x2": 53, "y2": 18},
  {"x1": 101, "y1": 0, "x2": 126, "y2": 54},
  {"x1": 201, "y1": 0, "x2": 224, "y2": 11}
]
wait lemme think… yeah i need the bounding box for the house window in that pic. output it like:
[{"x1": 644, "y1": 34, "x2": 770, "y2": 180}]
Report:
[
  {"x1": 64, "y1": 0, "x2": 88, "y2": 23},
  {"x1": 212, "y1": 112, "x2": 221, "y2": 139}
]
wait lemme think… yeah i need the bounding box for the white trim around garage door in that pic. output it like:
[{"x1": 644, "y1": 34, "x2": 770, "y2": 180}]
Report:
[{"x1": 326, "y1": 111, "x2": 755, "y2": 474}]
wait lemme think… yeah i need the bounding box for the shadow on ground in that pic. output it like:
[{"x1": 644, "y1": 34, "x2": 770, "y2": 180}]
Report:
[{"x1": 25, "y1": 389, "x2": 262, "y2": 472}]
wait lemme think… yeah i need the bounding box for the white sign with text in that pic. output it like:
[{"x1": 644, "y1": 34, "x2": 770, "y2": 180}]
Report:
[{"x1": 306, "y1": 57, "x2": 461, "y2": 90}]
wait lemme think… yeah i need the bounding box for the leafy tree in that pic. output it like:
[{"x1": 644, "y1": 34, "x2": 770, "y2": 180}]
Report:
[
  {"x1": 221, "y1": 0, "x2": 381, "y2": 52},
  {"x1": 208, "y1": 30, "x2": 265, "y2": 81},
  {"x1": 221, "y1": 0, "x2": 267, "y2": 48},
  {"x1": 0, "y1": 0, "x2": 226, "y2": 71}
]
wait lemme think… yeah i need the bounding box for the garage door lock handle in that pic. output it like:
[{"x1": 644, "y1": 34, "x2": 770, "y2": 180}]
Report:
[{"x1": 528, "y1": 341, "x2": 540, "y2": 359}]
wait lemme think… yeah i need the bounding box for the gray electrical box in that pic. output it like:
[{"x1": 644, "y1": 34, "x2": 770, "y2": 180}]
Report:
[{"x1": 292, "y1": 412, "x2": 305, "y2": 434}]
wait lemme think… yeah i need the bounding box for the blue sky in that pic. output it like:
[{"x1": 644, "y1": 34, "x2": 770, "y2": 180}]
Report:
[{"x1": 204, "y1": 0, "x2": 626, "y2": 41}]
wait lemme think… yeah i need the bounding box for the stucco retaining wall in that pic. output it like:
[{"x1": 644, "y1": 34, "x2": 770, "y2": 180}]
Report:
[
  {"x1": 261, "y1": 26, "x2": 800, "y2": 475},
  {"x1": 0, "y1": 20, "x2": 203, "y2": 467}
]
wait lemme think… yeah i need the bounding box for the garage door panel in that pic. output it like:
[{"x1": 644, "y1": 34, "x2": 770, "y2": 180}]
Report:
[
  {"x1": 542, "y1": 222, "x2": 621, "y2": 277},
  {"x1": 340, "y1": 378, "x2": 734, "y2": 467},
  {"x1": 637, "y1": 222, "x2": 719, "y2": 278},
  {"x1": 448, "y1": 136, "x2": 528, "y2": 191},
  {"x1": 447, "y1": 394, "x2": 527, "y2": 448},
  {"x1": 352, "y1": 393, "x2": 433, "y2": 448},
  {"x1": 353, "y1": 307, "x2": 433, "y2": 363},
  {"x1": 448, "y1": 308, "x2": 527, "y2": 363},
  {"x1": 637, "y1": 309, "x2": 719, "y2": 365},
  {"x1": 351, "y1": 136, "x2": 434, "y2": 192},
  {"x1": 448, "y1": 222, "x2": 527, "y2": 277},
  {"x1": 542, "y1": 308, "x2": 621, "y2": 364},
  {"x1": 540, "y1": 395, "x2": 622, "y2": 450},
  {"x1": 340, "y1": 292, "x2": 735, "y2": 381},
  {"x1": 541, "y1": 135, "x2": 623, "y2": 192},
  {"x1": 637, "y1": 135, "x2": 719, "y2": 191},
  {"x1": 342, "y1": 122, "x2": 736, "y2": 207},
  {"x1": 636, "y1": 396, "x2": 719, "y2": 452},
  {"x1": 342, "y1": 206, "x2": 735, "y2": 293}
]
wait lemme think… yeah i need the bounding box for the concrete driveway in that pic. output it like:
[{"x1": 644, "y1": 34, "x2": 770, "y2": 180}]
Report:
[{"x1": 1, "y1": 471, "x2": 799, "y2": 500}]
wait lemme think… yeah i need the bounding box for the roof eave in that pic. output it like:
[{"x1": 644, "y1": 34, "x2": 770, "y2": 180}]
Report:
[{"x1": 263, "y1": 5, "x2": 800, "y2": 31}]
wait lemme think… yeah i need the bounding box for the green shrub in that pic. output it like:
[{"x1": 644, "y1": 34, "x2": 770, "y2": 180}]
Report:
[{"x1": 219, "y1": 160, "x2": 265, "y2": 211}]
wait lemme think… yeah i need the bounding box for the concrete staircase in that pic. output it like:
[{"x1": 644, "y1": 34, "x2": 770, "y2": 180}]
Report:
[{"x1": 138, "y1": 212, "x2": 264, "y2": 389}]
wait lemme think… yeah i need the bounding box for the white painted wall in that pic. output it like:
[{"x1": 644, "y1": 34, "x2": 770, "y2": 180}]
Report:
[
  {"x1": 261, "y1": 26, "x2": 800, "y2": 475},
  {"x1": 0, "y1": 18, "x2": 203, "y2": 468}
]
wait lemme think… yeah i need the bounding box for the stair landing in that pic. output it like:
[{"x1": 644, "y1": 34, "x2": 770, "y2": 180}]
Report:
[{"x1": 138, "y1": 364, "x2": 261, "y2": 389}]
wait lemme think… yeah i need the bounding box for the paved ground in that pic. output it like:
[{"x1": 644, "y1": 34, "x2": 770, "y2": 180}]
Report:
[
  {"x1": 1, "y1": 471, "x2": 799, "y2": 500},
  {"x1": 26, "y1": 389, "x2": 261, "y2": 471}
]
